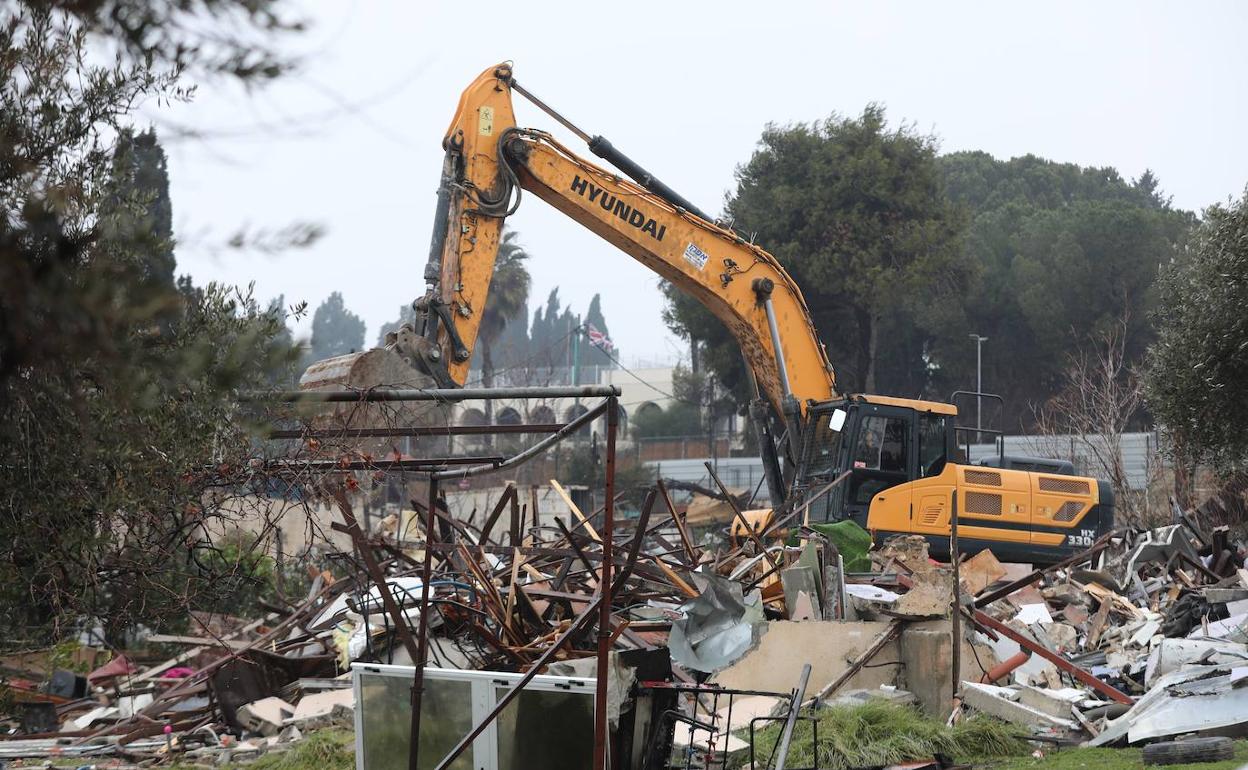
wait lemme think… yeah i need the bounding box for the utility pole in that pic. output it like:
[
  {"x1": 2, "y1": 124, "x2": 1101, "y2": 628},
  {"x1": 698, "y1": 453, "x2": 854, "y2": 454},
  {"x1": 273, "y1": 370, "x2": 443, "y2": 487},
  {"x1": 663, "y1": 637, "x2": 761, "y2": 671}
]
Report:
[{"x1": 969, "y1": 334, "x2": 988, "y2": 440}]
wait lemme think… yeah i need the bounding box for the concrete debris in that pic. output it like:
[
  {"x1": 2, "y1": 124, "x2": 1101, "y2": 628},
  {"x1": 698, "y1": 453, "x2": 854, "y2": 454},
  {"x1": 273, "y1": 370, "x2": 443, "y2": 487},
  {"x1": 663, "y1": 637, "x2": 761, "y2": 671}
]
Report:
[
  {"x1": 1144, "y1": 638, "x2": 1248, "y2": 686},
  {"x1": 9, "y1": 461, "x2": 1248, "y2": 767},
  {"x1": 826, "y1": 685, "x2": 919, "y2": 709},
  {"x1": 960, "y1": 549, "x2": 1007, "y2": 595},
  {"x1": 952, "y1": 517, "x2": 1248, "y2": 748},
  {"x1": 285, "y1": 688, "x2": 356, "y2": 728},
  {"x1": 236, "y1": 697, "x2": 295, "y2": 736},
  {"x1": 961, "y1": 682, "x2": 1079, "y2": 733},
  {"x1": 1089, "y1": 665, "x2": 1248, "y2": 746}
]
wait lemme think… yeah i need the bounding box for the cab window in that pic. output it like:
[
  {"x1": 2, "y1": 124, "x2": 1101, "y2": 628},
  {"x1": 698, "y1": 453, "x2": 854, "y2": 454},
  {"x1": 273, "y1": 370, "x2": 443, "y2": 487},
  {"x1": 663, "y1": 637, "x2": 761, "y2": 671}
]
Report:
[
  {"x1": 804, "y1": 410, "x2": 846, "y2": 478},
  {"x1": 853, "y1": 415, "x2": 908, "y2": 472},
  {"x1": 918, "y1": 414, "x2": 948, "y2": 477}
]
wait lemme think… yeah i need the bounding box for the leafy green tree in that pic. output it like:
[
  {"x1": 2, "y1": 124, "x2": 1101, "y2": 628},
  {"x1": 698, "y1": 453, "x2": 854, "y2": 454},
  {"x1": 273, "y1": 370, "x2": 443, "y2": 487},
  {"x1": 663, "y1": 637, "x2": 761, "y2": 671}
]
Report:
[
  {"x1": 529, "y1": 288, "x2": 569, "y2": 369},
  {"x1": 265, "y1": 294, "x2": 303, "y2": 387},
  {"x1": 308, "y1": 291, "x2": 365, "y2": 362},
  {"x1": 0, "y1": 3, "x2": 305, "y2": 645},
  {"x1": 1145, "y1": 189, "x2": 1248, "y2": 475},
  {"x1": 99, "y1": 127, "x2": 175, "y2": 289},
  {"x1": 665, "y1": 105, "x2": 968, "y2": 403},
  {"x1": 632, "y1": 402, "x2": 704, "y2": 439},
  {"x1": 937, "y1": 152, "x2": 1191, "y2": 427}
]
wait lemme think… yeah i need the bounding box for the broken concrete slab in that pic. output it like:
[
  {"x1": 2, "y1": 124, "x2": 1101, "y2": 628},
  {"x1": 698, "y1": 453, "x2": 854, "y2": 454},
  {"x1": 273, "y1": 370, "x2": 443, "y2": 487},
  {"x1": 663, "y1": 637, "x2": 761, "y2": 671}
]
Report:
[
  {"x1": 1016, "y1": 685, "x2": 1086, "y2": 720},
  {"x1": 237, "y1": 697, "x2": 296, "y2": 737},
  {"x1": 960, "y1": 550, "x2": 1006, "y2": 596},
  {"x1": 961, "y1": 682, "x2": 1078, "y2": 731},
  {"x1": 901, "y1": 619, "x2": 999, "y2": 719},
  {"x1": 893, "y1": 571, "x2": 953, "y2": 618},
  {"x1": 827, "y1": 685, "x2": 918, "y2": 709},
  {"x1": 1043, "y1": 622, "x2": 1077, "y2": 652},
  {"x1": 1129, "y1": 619, "x2": 1162, "y2": 648},
  {"x1": 285, "y1": 688, "x2": 354, "y2": 727},
  {"x1": 713, "y1": 621, "x2": 901, "y2": 696}
]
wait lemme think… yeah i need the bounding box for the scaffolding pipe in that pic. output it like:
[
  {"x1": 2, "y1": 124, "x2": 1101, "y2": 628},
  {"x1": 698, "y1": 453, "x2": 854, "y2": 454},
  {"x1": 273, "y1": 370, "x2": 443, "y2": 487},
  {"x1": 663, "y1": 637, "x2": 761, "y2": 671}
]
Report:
[
  {"x1": 593, "y1": 397, "x2": 618, "y2": 770},
  {"x1": 433, "y1": 399, "x2": 610, "y2": 480},
  {"x1": 253, "y1": 385, "x2": 621, "y2": 403}
]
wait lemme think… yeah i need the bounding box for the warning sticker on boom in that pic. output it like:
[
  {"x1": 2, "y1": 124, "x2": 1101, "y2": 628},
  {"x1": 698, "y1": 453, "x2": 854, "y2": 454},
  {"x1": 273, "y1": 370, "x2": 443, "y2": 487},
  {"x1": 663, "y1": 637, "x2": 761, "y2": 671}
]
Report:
[{"x1": 683, "y1": 242, "x2": 709, "y2": 270}]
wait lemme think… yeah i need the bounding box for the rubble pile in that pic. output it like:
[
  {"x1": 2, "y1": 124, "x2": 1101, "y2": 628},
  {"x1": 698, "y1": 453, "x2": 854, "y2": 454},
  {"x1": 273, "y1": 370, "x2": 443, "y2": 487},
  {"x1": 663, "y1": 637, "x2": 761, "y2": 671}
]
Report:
[
  {"x1": 0, "y1": 476, "x2": 867, "y2": 765},
  {"x1": 0, "y1": 581, "x2": 359, "y2": 765},
  {"x1": 935, "y1": 517, "x2": 1248, "y2": 748},
  {"x1": 6, "y1": 473, "x2": 1248, "y2": 766}
]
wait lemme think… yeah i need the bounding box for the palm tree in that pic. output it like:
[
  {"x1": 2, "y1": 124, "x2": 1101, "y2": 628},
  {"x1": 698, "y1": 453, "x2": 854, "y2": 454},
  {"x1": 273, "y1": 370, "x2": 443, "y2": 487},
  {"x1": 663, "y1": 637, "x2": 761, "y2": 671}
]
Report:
[{"x1": 479, "y1": 228, "x2": 531, "y2": 431}]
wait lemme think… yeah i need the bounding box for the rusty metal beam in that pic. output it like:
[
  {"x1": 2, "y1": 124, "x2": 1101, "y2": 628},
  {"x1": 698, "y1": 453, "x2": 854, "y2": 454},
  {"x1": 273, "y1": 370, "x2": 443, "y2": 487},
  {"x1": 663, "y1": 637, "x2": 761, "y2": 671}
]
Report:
[
  {"x1": 594, "y1": 397, "x2": 618, "y2": 770},
  {"x1": 409, "y1": 477, "x2": 441, "y2": 770},
  {"x1": 971, "y1": 609, "x2": 1132, "y2": 704},
  {"x1": 265, "y1": 423, "x2": 565, "y2": 439},
  {"x1": 267, "y1": 456, "x2": 504, "y2": 471},
  {"x1": 259, "y1": 385, "x2": 622, "y2": 402},
  {"x1": 973, "y1": 532, "x2": 1118, "y2": 609}
]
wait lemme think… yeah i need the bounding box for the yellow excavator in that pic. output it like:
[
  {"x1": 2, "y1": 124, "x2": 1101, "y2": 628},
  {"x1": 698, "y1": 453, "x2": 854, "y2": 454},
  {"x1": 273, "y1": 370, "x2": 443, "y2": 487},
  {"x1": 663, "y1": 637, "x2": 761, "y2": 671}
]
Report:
[{"x1": 305, "y1": 63, "x2": 1113, "y2": 565}]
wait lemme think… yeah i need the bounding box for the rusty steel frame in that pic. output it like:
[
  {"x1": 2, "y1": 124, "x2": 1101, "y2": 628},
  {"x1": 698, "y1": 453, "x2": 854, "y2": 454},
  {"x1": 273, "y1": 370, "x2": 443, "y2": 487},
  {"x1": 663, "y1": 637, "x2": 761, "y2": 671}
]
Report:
[
  {"x1": 257, "y1": 384, "x2": 622, "y2": 770},
  {"x1": 264, "y1": 422, "x2": 566, "y2": 439},
  {"x1": 971, "y1": 609, "x2": 1133, "y2": 704},
  {"x1": 259, "y1": 385, "x2": 621, "y2": 402}
]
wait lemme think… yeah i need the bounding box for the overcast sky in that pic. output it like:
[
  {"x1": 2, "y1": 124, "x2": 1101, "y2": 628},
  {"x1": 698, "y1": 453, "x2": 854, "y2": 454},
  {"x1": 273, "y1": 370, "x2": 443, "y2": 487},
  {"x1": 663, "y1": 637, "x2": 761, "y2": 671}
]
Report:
[{"x1": 156, "y1": 0, "x2": 1247, "y2": 367}]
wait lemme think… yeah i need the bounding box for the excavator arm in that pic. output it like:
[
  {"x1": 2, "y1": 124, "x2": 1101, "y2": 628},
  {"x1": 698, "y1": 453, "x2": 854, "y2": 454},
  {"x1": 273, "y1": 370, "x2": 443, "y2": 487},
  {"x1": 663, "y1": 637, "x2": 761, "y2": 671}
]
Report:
[{"x1": 417, "y1": 62, "x2": 837, "y2": 418}]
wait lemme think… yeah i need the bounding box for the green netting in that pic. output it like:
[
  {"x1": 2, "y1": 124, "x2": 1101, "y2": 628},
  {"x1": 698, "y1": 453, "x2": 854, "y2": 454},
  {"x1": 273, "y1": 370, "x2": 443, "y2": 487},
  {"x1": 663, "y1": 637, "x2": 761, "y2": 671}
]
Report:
[{"x1": 803, "y1": 519, "x2": 872, "y2": 572}]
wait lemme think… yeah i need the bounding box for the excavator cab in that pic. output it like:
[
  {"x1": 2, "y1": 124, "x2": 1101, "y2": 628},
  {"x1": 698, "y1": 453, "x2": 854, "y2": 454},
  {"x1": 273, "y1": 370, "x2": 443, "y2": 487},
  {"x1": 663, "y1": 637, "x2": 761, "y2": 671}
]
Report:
[
  {"x1": 796, "y1": 396, "x2": 957, "y2": 528},
  {"x1": 791, "y1": 395, "x2": 1115, "y2": 564}
]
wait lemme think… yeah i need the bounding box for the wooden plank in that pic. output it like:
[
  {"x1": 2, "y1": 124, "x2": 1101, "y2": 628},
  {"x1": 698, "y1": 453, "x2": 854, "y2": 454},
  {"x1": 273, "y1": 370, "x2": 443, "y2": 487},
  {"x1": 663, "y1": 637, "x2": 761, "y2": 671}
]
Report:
[
  {"x1": 657, "y1": 479, "x2": 699, "y2": 565},
  {"x1": 1086, "y1": 597, "x2": 1112, "y2": 648},
  {"x1": 653, "y1": 557, "x2": 698, "y2": 598},
  {"x1": 550, "y1": 479, "x2": 601, "y2": 542},
  {"x1": 144, "y1": 634, "x2": 251, "y2": 650},
  {"x1": 505, "y1": 547, "x2": 522, "y2": 632}
]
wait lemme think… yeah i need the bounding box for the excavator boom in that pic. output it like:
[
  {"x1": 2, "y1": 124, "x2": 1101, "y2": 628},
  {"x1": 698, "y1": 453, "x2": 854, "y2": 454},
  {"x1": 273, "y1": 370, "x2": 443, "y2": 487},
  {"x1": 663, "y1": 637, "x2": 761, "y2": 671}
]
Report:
[
  {"x1": 418, "y1": 63, "x2": 837, "y2": 416},
  {"x1": 298, "y1": 62, "x2": 1114, "y2": 568}
]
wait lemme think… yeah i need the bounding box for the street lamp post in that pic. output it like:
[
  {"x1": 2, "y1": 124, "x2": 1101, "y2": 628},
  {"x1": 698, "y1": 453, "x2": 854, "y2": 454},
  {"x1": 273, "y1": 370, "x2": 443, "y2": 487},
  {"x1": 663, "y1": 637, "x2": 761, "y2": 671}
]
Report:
[{"x1": 969, "y1": 334, "x2": 988, "y2": 440}]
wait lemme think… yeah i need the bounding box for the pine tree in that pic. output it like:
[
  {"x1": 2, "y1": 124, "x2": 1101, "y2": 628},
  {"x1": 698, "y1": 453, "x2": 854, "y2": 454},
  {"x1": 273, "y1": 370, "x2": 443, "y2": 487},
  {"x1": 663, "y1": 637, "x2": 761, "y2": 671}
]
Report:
[
  {"x1": 580, "y1": 293, "x2": 619, "y2": 372},
  {"x1": 98, "y1": 127, "x2": 176, "y2": 290},
  {"x1": 376, "y1": 303, "x2": 416, "y2": 346},
  {"x1": 309, "y1": 291, "x2": 366, "y2": 362}
]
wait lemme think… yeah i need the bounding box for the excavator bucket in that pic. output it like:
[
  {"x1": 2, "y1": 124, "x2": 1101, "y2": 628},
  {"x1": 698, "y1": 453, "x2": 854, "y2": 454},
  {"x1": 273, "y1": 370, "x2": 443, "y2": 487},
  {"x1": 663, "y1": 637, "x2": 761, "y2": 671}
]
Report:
[
  {"x1": 294, "y1": 328, "x2": 452, "y2": 460},
  {"x1": 299, "y1": 348, "x2": 433, "y2": 393}
]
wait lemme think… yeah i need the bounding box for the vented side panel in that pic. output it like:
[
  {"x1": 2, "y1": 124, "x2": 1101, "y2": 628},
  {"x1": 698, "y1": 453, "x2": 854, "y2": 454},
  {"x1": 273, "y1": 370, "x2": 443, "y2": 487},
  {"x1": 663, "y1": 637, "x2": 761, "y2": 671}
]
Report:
[
  {"x1": 1039, "y1": 477, "x2": 1091, "y2": 495},
  {"x1": 965, "y1": 491, "x2": 1003, "y2": 516},
  {"x1": 964, "y1": 469, "x2": 1003, "y2": 486},
  {"x1": 1054, "y1": 501, "x2": 1086, "y2": 522}
]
